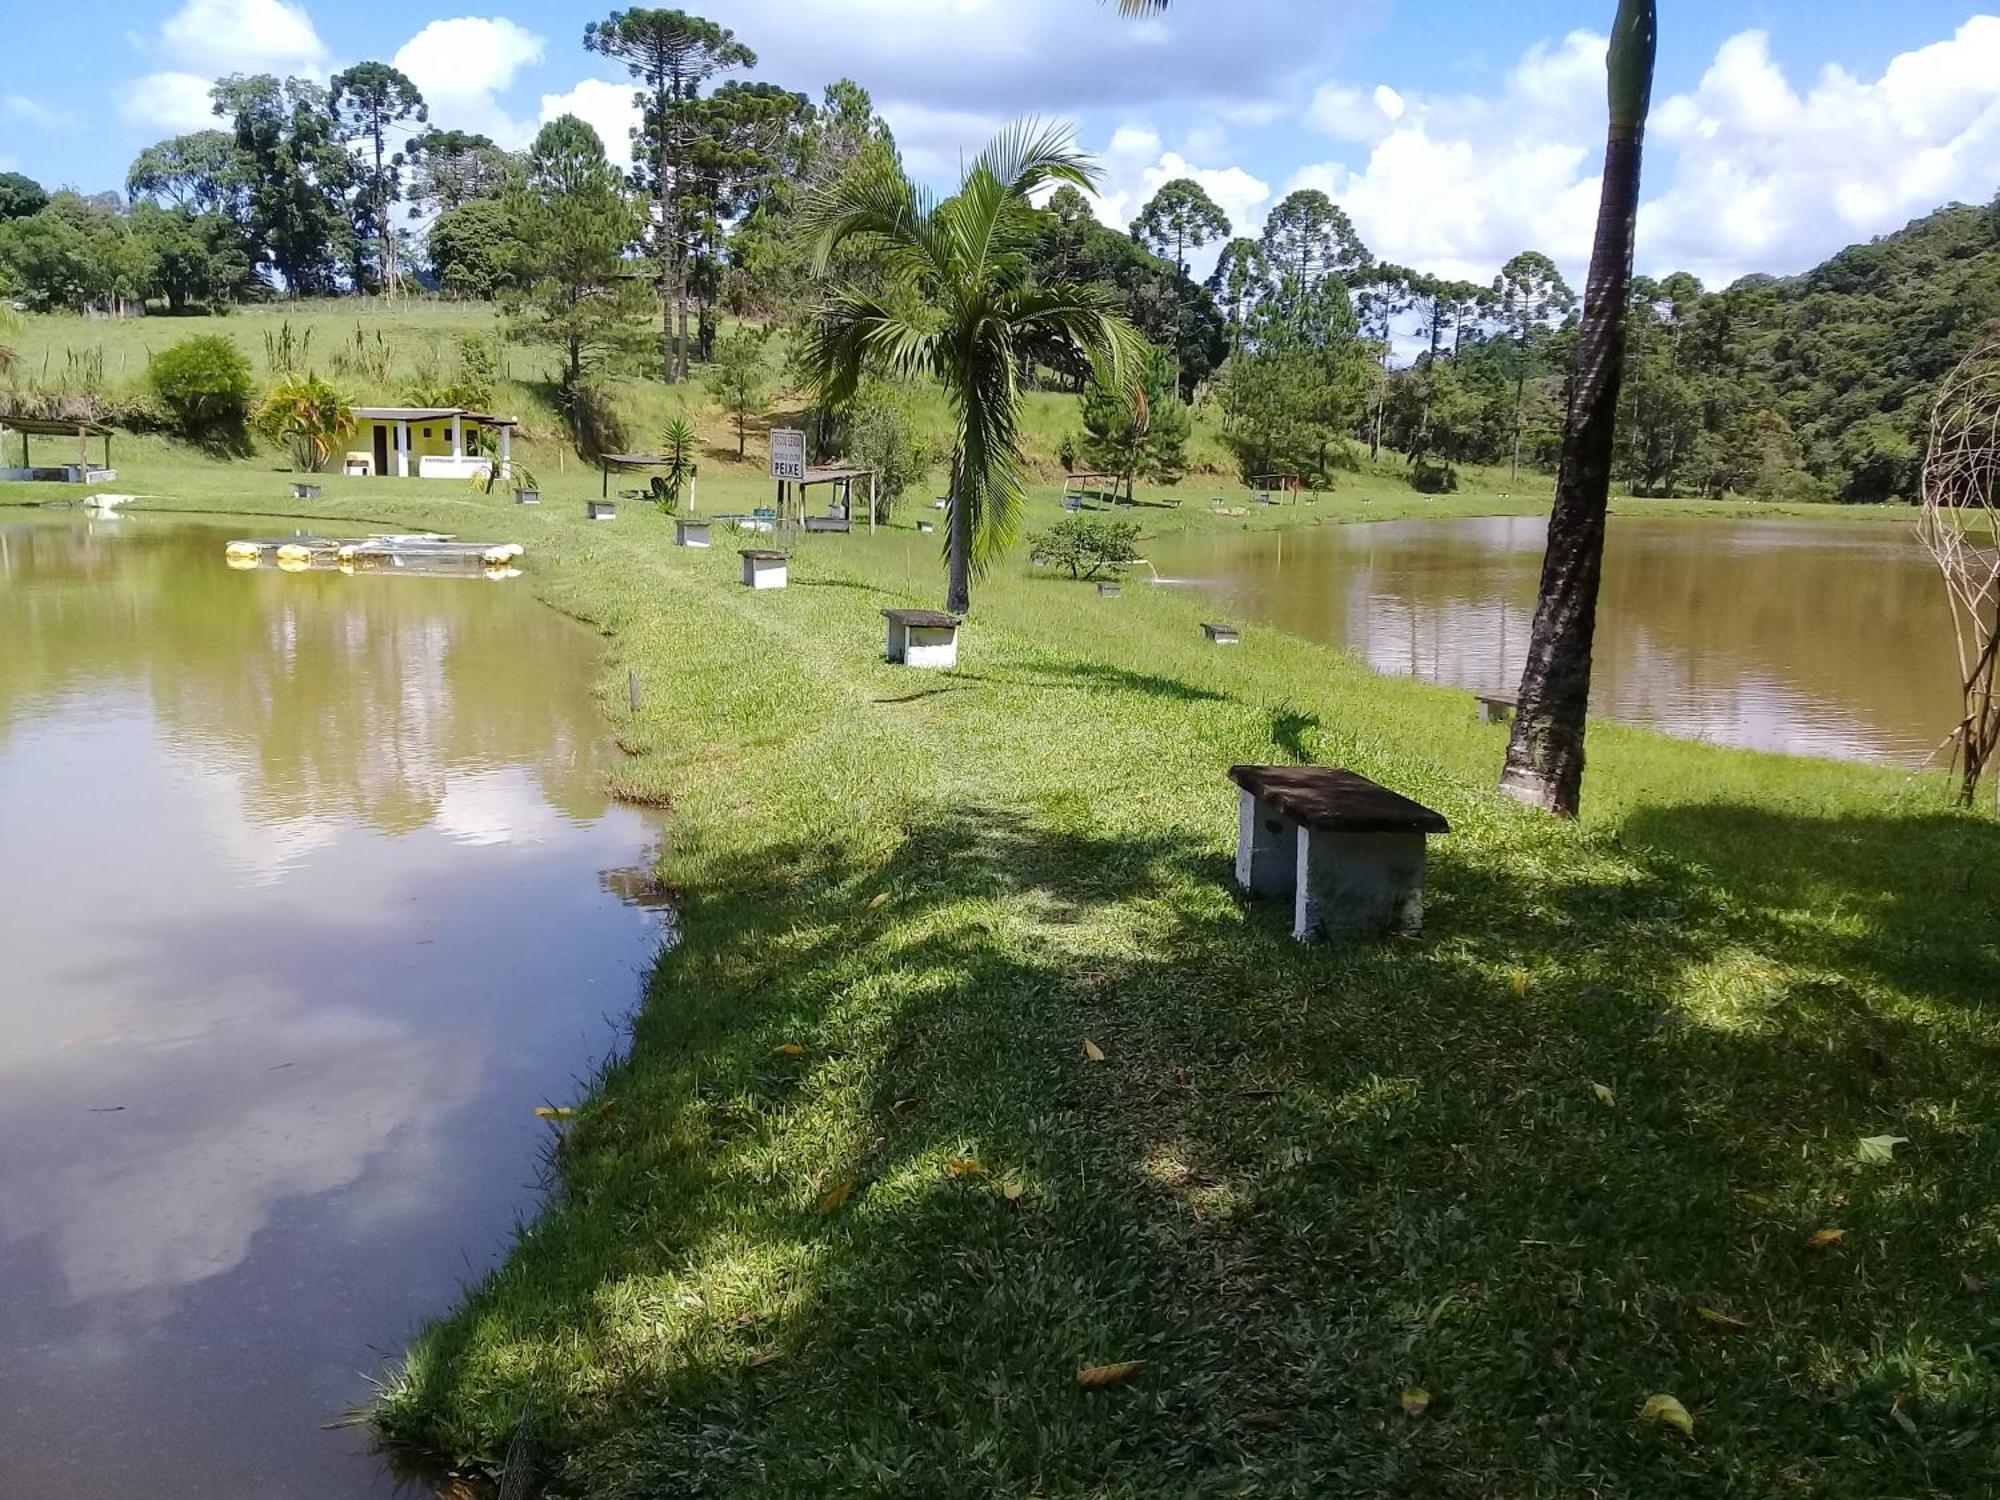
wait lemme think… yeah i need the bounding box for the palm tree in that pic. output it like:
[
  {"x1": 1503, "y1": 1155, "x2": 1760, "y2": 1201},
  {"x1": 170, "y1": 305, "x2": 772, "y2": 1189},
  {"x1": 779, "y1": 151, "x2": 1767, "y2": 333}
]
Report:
[
  {"x1": 1498, "y1": 0, "x2": 1657, "y2": 816},
  {"x1": 802, "y1": 120, "x2": 1142, "y2": 614}
]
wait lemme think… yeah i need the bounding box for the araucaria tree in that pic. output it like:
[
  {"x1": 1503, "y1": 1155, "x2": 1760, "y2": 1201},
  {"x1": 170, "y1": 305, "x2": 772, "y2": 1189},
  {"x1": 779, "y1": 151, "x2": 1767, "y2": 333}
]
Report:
[
  {"x1": 585, "y1": 8, "x2": 754, "y2": 383},
  {"x1": 803, "y1": 121, "x2": 1141, "y2": 614},
  {"x1": 503, "y1": 117, "x2": 650, "y2": 432},
  {"x1": 330, "y1": 62, "x2": 427, "y2": 296},
  {"x1": 1500, "y1": 0, "x2": 1658, "y2": 818},
  {"x1": 1492, "y1": 250, "x2": 1575, "y2": 479}
]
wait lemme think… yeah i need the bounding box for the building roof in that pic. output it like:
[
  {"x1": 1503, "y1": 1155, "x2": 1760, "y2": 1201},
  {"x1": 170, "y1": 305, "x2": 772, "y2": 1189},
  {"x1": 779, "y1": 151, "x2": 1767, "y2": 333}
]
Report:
[
  {"x1": 802, "y1": 465, "x2": 873, "y2": 483},
  {"x1": 0, "y1": 415, "x2": 114, "y2": 437},
  {"x1": 350, "y1": 406, "x2": 518, "y2": 426}
]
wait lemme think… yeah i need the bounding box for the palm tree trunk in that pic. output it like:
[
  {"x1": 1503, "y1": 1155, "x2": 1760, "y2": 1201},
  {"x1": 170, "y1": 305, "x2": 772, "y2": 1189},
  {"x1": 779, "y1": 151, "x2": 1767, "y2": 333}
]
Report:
[
  {"x1": 946, "y1": 449, "x2": 970, "y2": 614},
  {"x1": 1499, "y1": 121, "x2": 1647, "y2": 817}
]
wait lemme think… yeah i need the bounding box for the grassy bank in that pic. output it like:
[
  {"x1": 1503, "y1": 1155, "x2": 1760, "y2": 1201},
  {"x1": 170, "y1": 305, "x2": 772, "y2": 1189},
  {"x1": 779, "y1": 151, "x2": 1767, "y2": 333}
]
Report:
[{"x1": 6, "y1": 463, "x2": 1987, "y2": 1497}]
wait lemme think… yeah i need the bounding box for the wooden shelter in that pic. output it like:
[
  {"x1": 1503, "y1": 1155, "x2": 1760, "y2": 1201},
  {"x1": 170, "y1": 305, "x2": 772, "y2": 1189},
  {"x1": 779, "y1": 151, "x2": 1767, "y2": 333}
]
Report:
[
  {"x1": 1250, "y1": 472, "x2": 1306, "y2": 505},
  {"x1": 0, "y1": 416, "x2": 116, "y2": 483},
  {"x1": 599, "y1": 453, "x2": 697, "y2": 510},
  {"x1": 1060, "y1": 472, "x2": 1125, "y2": 509},
  {"x1": 776, "y1": 464, "x2": 877, "y2": 533}
]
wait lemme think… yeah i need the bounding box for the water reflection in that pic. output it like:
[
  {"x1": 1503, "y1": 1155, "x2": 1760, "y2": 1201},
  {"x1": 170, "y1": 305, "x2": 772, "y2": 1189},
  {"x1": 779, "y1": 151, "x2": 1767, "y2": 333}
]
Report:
[
  {"x1": 0, "y1": 516, "x2": 665, "y2": 1498},
  {"x1": 1147, "y1": 513, "x2": 1960, "y2": 764}
]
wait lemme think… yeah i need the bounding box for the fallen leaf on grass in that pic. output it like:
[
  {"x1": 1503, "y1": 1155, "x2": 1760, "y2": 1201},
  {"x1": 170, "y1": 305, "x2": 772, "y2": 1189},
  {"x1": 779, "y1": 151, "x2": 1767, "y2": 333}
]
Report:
[
  {"x1": 816, "y1": 1177, "x2": 855, "y2": 1216},
  {"x1": 533, "y1": 1106, "x2": 576, "y2": 1120},
  {"x1": 1857, "y1": 1134, "x2": 1908, "y2": 1165},
  {"x1": 1243, "y1": 1408, "x2": 1289, "y2": 1429},
  {"x1": 1077, "y1": 1360, "x2": 1145, "y2": 1389},
  {"x1": 1509, "y1": 968, "x2": 1529, "y2": 997},
  {"x1": 1591, "y1": 1082, "x2": 1616, "y2": 1107},
  {"x1": 1400, "y1": 1386, "x2": 1431, "y2": 1417},
  {"x1": 944, "y1": 1157, "x2": 985, "y2": 1177},
  {"x1": 1962, "y1": 1271, "x2": 1985, "y2": 1294},
  {"x1": 772, "y1": 1043, "x2": 804, "y2": 1057},
  {"x1": 1640, "y1": 1393, "x2": 1695, "y2": 1437},
  {"x1": 866, "y1": 891, "x2": 890, "y2": 911},
  {"x1": 746, "y1": 1350, "x2": 783, "y2": 1370},
  {"x1": 1890, "y1": 1395, "x2": 1918, "y2": 1437},
  {"x1": 1807, "y1": 1227, "x2": 1847, "y2": 1249},
  {"x1": 1082, "y1": 1038, "x2": 1106, "y2": 1063},
  {"x1": 1696, "y1": 1305, "x2": 1751, "y2": 1331},
  {"x1": 1002, "y1": 1180, "x2": 1025, "y2": 1203}
]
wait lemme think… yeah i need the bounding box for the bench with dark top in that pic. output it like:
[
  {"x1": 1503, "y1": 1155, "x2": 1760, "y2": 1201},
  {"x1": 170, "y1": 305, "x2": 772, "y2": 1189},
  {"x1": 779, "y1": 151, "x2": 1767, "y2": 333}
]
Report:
[
  {"x1": 1474, "y1": 691, "x2": 1517, "y2": 723},
  {"x1": 882, "y1": 607, "x2": 962, "y2": 667},
  {"x1": 803, "y1": 515, "x2": 851, "y2": 533},
  {"x1": 1228, "y1": 764, "x2": 1449, "y2": 940},
  {"x1": 1202, "y1": 621, "x2": 1240, "y2": 644}
]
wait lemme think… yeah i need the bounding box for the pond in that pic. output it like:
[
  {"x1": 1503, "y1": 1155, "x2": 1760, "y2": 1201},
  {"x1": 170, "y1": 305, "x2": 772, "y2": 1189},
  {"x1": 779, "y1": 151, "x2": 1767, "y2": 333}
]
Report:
[
  {"x1": 1145, "y1": 512, "x2": 1960, "y2": 766},
  {"x1": 0, "y1": 515, "x2": 668, "y2": 1497}
]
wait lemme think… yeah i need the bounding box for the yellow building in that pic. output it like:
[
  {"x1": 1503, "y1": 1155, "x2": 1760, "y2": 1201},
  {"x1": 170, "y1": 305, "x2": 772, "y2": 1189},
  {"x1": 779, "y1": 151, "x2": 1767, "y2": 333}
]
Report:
[{"x1": 346, "y1": 407, "x2": 518, "y2": 480}]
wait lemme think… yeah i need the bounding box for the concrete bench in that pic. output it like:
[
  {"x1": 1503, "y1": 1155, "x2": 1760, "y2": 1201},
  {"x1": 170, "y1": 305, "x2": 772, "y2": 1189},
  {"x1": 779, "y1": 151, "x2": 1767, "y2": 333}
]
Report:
[
  {"x1": 675, "y1": 518, "x2": 711, "y2": 548},
  {"x1": 803, "y1": 515, "x2": 851, "y2": 533},
  {"x1": 883, "y1": 608, "x2": 961, "y2": 668},
  {"x1": 513, "y1": 487, "x2": 541, "y2": 505},
  {"x1": 291, "y1": 482, "x2": 322, "y2": 499},
  {"x1": 740, "y1": 548, "x2": 788, "y2": 589},
  {"x1": 917, "y1": 520, "x2": 935, "y2": 533},
  {"x1": 1202, "y1": 622, "x2": 1241, "y2": 645},
  {"x1": 1097, "y1": 580, "x2": 1121, "y2": 597},
  {"x1": 587, "y1": 499, "x2": 617, "y2": 521},
  {"x1": 1229, "y1": 765, "x2": 1449, "y2": 941},
  {"x1": 1475, "y1": 692, "x2": 1517, "y2": 724}
]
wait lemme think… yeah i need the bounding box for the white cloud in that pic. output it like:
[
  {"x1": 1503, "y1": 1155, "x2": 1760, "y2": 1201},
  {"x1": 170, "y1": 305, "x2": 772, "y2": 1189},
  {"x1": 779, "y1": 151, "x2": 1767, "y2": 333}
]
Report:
[
  {"x1": 4, "y1": 95, "x2": 62, "y2": 129},
  {"x1": 1641, "y1": 18, "x2": 2000, "y2": 287},
  {"x1": 1286, "y1": 16, "x2": 2000, "y2": 295},
  {"x1": 119, "y1": 71, "x2": 221, "y2": 133},
  {"x1": 394, "y1": 17, "x2": 545, "y2": 147},
  {"x1": 538, "y1": 79, "x2": 639, "y2": 170},
  {"x1": 1086, "y1": 126, "x2": 1271, "y2": 273},
  {"x1": 124, "y1": 0, "x2": 328, "y2": 138},
  {"x1": 1288, "y1": 30, "x2": 1608, "y2": 286},
  {"x1": 158, "y1": 0, "x2": 326, "y2": 75}
]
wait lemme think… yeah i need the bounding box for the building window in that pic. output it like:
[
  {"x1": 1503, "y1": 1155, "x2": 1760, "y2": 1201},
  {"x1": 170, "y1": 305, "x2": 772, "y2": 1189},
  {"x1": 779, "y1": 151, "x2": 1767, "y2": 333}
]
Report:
[{"x1": 422, "y1": 427, "x2": 432, "y2": 438}]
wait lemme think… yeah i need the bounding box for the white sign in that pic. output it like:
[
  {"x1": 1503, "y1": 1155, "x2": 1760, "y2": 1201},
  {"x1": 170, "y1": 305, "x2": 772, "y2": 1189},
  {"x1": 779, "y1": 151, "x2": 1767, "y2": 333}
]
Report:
[{"x1": 769, "y1": 428, "x2": 805, "y2": 481}]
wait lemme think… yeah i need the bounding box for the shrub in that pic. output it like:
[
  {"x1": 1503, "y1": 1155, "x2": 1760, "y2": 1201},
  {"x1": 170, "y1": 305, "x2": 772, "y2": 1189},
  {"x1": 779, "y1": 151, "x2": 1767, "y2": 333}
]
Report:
[
  {"x1": 149, "y1": 335, "x2": 252, "y2": 435},
  {"x1": 1026, "y1": 516, "x2": 1141, "y2": 580},
  {"x1": 253, "y1": 372, "x2": 355, "y2": 472},
  {"x1": 844, "y1": 379, "x2": 931, "y2": 521}
]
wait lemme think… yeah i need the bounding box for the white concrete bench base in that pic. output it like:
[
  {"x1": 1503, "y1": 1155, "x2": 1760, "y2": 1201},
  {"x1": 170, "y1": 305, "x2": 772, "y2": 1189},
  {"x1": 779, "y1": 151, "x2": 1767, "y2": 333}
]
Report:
[
  {"x1": 1230, "y1": 766, "x2": 1448, "y2": 942},
  {"x1": 883, "y1": 609, "x2": 961, "y2": 669},
  {"x1": 675, "y1": 521, "x2": 711, "y2": 548},
  {"x1": 741, "y1": 550, "x2": 788, "y2": 589},
  {"x1": 1476, "y1": 693, "x2": 1517, "y2": 724}
]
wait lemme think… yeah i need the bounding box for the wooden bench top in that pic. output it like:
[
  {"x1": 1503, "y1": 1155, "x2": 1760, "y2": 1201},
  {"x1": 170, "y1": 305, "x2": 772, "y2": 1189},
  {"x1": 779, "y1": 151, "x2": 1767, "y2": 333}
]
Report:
[
  {"x1": 1474, "y1": 691, "x2": 1518, "y2": 706},
  {"x1": 739, "y1": 548, "x2": 786, "y2": 560},
  {"x1": 882, "y1": 608, "x2": 960, "y2": 629},
  {"x1": 1202, "y1": 621, "x2": 1240, "y2": 635},
  {"x1": 1229, "y1": 765, "x2": 1450, "y2": 834}
]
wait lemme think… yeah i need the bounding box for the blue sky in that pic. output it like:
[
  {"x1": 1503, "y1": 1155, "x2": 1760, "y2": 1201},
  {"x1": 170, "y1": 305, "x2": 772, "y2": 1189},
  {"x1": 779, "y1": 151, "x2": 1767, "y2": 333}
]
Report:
[{"x1": 6, "y1": 1, "x2": 1998, "y2": 289}]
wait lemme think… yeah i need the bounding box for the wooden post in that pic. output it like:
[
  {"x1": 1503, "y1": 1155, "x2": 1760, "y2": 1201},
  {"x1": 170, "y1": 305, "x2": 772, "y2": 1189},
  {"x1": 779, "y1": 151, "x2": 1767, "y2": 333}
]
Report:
[
  {"x1": 627, "y1": 669, "x2": 640, "y2": 713},
  {"x1": 868, "y1": 471, "x2": 877, "y2": 534}
]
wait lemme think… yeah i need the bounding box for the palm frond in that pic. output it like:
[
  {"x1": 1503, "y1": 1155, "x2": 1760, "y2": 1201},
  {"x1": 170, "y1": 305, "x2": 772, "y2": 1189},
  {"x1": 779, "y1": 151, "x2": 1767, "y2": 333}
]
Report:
[
  {"x1": 797, "y1": 288, "x2": 944, "y2": 407},
  {"x1": 967, "y1": 117, "x2": 1099, "y2": 202},
  {"x1": 1113, "y1": 1, "x2": 1171, "y2": 13},
  {"x1": 800, "y1": 157, "x2": 948, "y2": 286}
]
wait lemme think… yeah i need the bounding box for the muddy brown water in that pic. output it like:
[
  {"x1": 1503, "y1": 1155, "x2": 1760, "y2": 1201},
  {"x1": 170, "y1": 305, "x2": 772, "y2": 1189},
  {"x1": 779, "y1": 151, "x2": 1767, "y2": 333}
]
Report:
[
  {"x1": 1145, "y1": 511, "x2": 1961, "y2": 765},
  {"x1": 0, "y1": 515, "x2": 668, "y2": 1498}
]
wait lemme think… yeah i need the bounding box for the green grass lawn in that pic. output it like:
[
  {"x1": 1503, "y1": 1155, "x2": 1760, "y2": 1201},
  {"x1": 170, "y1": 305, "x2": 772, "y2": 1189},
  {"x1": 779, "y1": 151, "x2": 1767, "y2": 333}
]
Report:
[{"x1": 5, "y1": 453, "x2": 1984, "y2": 1497}]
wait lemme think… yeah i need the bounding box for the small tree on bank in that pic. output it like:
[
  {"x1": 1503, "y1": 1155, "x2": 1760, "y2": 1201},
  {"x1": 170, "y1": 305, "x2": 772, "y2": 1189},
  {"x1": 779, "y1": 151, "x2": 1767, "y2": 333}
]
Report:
[
  {"x1": 704, "y1": 328, "x2": 771, "y2": 457},
  {"x1": 1080, "y1": 345, "x2": 1189, "y2": 498}
]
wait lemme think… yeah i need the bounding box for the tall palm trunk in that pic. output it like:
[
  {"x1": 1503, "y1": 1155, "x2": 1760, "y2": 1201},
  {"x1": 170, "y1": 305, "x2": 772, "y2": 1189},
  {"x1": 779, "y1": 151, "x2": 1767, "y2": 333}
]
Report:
[
  {"x1": 946, "y1": 448, "x2": 971, "y2": 614},
  {"x1": 1500, "y1": 0, "x2": 1656, "y2": 817}
]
